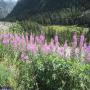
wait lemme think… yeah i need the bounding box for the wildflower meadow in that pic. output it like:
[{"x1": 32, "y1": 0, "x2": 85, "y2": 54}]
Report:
[{"x1": 0, "y1": 32, "x2": 90, "y2": 90}]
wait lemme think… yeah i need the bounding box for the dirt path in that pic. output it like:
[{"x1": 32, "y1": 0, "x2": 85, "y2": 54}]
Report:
[{"x1": 0, "y1": 21, "x2": 14, "y2": 33}]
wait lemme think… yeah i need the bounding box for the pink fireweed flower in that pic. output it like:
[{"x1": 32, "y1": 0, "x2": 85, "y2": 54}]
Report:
[
  {"x1": 35, "y1": 34, "x2": 45, "y2": 44},
  {"x1": 25, "y1": 34, "x2": 29, "y2": 44},
  {"x1": 41, "y1": 42, "x2": 51, "y2": 54},
  {"x1": 57, "y1": 47, "x2": 65, "y2": 57},
  {"x1": 3, "y1": 34, "x2": 10, "y2": 39},
  {"x1": 64, "y1": 40, "x2": 68, "y2": 49},
  {"x1": 21, "y1": 38, "x2": 26, "y2": 44},
  {"x1": 12, "y1": 35, "x2": 21, "y2": 47},
  {"x1": 0, "y1": 34, "x2": 3, "y2": 40},
  {"x1": 27, "y1": 43, "x2": 38, "y2": 54},
  {"x1": 9, "y1": 33, "x2": 14, "y2": 38},
  {"x1": 39, "y1": 34, "x2": 45, "y2": 43},
  {"x1": 12, "y1": 40, "x2": 18, "y2": 49},
  {"x1": 65, "y1": 47, "x2": 72, "y2": 58},
  {"x1": 84, "y1": 42, "x2": 87, "y2": 49},
  {"x1": 2, "y1": 39, "x2": 9, "y2": 45},
  {"x1": 21, "y1": 34, "x2": 25, "y2": 40},
  {"x1": 21, "y1": 34, "x2": 26, "y2": 45},
  {"x1": 30, "y1": 33, "x2": 34, "y2": 44},
  {"x1": 85, "y1": 46, "x2": 90, "y2": 62},
  {"x1": 15, "y1": 34, "x2": 21, "y2": 42},
  {"x1": 63, "y1": 40, "x2": 68, "y2": 57},
  {"x1": 49, "y1": 39, "x2": 56, "y2": 52},
  {"x1": 21, "y1": 53, "x2": 29, "y2": 60},
  {"x1": 79, "y1": 34, "x2": 85, "y2": 49},
  {"x1": 72, "y1": 32, "x2": 77, "y2": 48},
  {"x1": 9, "y1": 34, "x2": 14, "y2": 42},
  {"x1": 35, "y1": 36, "x2": 40, "y2": 44},
  {"x1": 11, "y1": 35, "x2": 20, "y2": 49},
  {"x1": 54, "y1": 35, "x2": 59, "y2": 45}
]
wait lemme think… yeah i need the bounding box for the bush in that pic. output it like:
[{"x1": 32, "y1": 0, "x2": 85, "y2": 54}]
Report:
[
  {"x1": 18, "y1": 54, "x2": 90, "y2": 90},
  {"x1": 9, "y1": 21, "x2": 24, "y2": 33},
  {"x1": 0, "y1": 44, "x2": 19, "y2": 89},
  {"x1": 0, "y1": 43, "x2": 90, "y2": 90},
  {"x1": 0, "y1": 64, "x2": 16, "y2": 89}
]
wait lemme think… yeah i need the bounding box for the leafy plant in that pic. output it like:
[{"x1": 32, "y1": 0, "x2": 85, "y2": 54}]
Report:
[
  {"x1": 0, "y1": 64, "x2": 16, "y2": 89},
  {"x1": 17, "y1": 54, "x2": 90, "y2": 90}
]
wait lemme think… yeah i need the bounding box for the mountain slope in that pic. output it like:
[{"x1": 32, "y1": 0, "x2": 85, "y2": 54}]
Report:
[
  {"x1": 0, "y1": 0, "x2": 17, "y2": 19},
  {"x1": 7, "y1": 0, "x2": 90, "y2": 25},
  {"x1": 0, "y1": 0, "x2": 7, "y2": 18}
]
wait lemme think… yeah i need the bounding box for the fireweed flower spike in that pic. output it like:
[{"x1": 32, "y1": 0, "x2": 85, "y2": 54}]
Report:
[
  {"x1": 0, "y1": 33, "x2": 90, "y2": 62},
  {"x1": 26, "y1": 43, "x2": 38, "y2": 54},
  {"x1": 57, "y1": 46, "x2": 65, "y2": 57},
  {"x1": 2, "y1": 39, "x2": 9, "y2": 45},
  {"x1": 54, "y1": 35, "x2": 59, "y2": 45},
  {"x1": 85, "y1": 46, "x2": 90, "y2": 62},
  {"x1": 64, "y1": 40, "x2": 68, "y2": 49},
  {"x1": 30, "y1": 33, "x2": 34, "y2": 44},
  {"x1": 64, "y1": 40, "x2": 68, "y2": 57},
  {"x1": 80, "y1": 34, "x2": 85, "y2": 49},
  {"x1": 49, "y1": 38, "x2": 56, "y2": 53},
  {"x1": 35, "y1": 36, "x2": 39, "y2": 44},
  {"x1": 39, "y1": 34, "x2": 45, "y2": 44},
  {"x1": 72, "y1": 32, "x2": 77, "y2": 48},
  {"x1": 41, "y1": 41, "x2": 51, "y2": 54},
  {"x1": 71, "y1": 32, "x2": 78, "y2": 58},
  {"x1": 2, "y1": 34, "x2": 10, "y2": 45},
  {"x1": 21, "y1": 53, "x2": 29, "y2": 60}
]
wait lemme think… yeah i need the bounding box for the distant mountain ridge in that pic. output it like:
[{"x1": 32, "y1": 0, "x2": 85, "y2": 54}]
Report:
[
  {"x1": 0, "y1": 0, "x2": 7, "y2": 18},
  {"x1": 0, "y1": 0, "x2": 17, "y2": 19}
]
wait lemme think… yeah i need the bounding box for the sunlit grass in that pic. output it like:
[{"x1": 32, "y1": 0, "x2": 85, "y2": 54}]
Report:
[{"x1": 45, "y1": 25, "x2": 89, "y2": 34}]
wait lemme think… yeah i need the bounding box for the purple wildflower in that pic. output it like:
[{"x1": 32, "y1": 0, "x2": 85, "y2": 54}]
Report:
[
  {"x1": 80, "y1": 34, "x2": 85, "y2": 48},
  {"x1": 72, "y1": 32, "x2": 77, "y2": 48}
]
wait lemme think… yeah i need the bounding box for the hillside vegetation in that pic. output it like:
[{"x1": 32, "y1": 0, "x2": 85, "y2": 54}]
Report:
[{"x1": 7, "y1": 0, "x2": 90, "y2": 26}]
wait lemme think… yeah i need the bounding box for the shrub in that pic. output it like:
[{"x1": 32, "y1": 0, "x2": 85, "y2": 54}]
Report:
[
  {"x1": 0, "y1": 64, "x2": 16, "y2": 89},
  {"x1": 9, "y1": 21, "x2": 24, "y2": 33},
  {"x1": 17, "y1": 54, "x2": 90, "y2": 90}
]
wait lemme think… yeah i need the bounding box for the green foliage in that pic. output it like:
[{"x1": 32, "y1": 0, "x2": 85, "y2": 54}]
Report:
[
  {"x1": 17, "y1": 54, "x2": 90, "y2": 90},
  {"x1": 9, "y1": 21, "x2": 24, "y2": 33},
  {"x1": 9, "y1": 21, "x2": 89, "y2": 43},
  {"x1": 0, "y1": 63, "x2": 16, "y2": 88},
  {"x1": 19, "y1": 20, "x2": 44, "y2": 34},
  {"x1": 0, "y1": 43, "x2": 90, "y2": 90},
  {"x1": 45, "y1": 25, "x2": 89, "y2": 43},
  {"x1": 0, "y1": 44, "x2": 19, "y2": 89},
  {"x1": 31, "y1": 8, "x2": 82, "y2": 25},
  {"x1": 17, "y1": 61, "x2": 36, "y2": 90}
]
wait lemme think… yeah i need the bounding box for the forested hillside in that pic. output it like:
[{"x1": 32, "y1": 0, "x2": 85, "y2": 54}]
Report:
[{"x1": 7, "y1": 0, "x2": 90, "y2": 26}]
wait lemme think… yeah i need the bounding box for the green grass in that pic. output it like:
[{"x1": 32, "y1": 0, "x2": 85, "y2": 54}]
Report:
[{"x1": 45, "y1": 25, "x2": 89, "y2": 33}]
